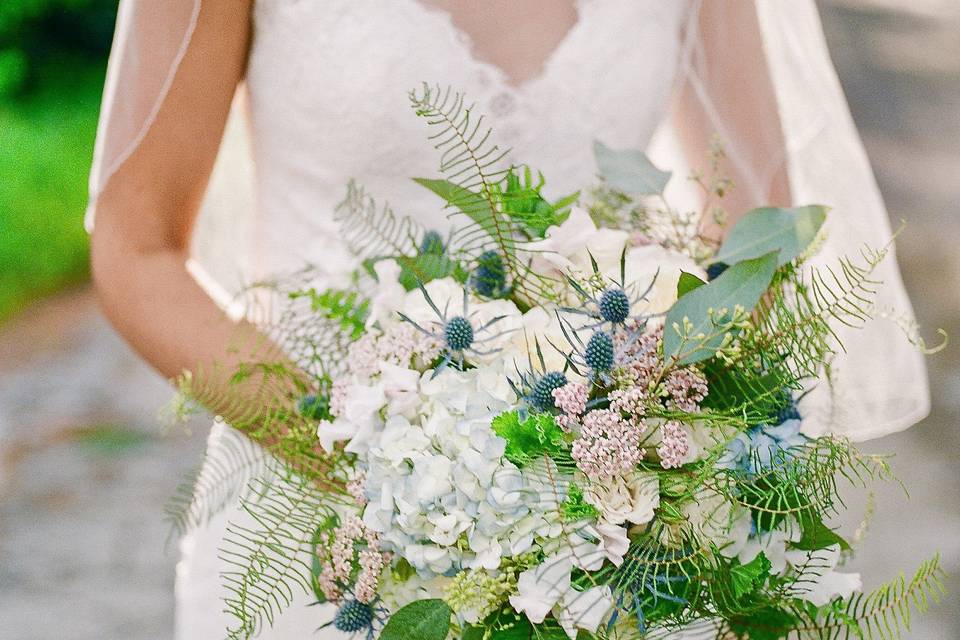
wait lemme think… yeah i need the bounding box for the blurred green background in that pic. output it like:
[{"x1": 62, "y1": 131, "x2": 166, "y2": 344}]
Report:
[{"x1": 0, "y1": 0, "x2": 116, "y2": 321}]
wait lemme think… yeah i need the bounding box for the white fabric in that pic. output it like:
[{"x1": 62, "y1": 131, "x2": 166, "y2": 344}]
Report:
[{"x1": 85, "y1": 1, "x2": 930, "y2": 638}]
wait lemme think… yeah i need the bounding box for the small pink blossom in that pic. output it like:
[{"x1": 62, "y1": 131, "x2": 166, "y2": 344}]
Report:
[
  {"x1": 355, "y1": 548, "x2": 388, "y2": 604},
  {"x1": 552, "y1": 382, "x2": 589, "y2": 431},
  {"x1": 609, "y1": 386, "x2": 647, "y2": 422},
  {"x1": 571, "y1": 409, "x2": 643, "y2": 481},
  {"x1": 346, "y1": 472, "x2": 367, "y2": 505},
  {"x1": 664, "y1": 367, "x2": 708, "y2": 412},
  {"x1": 329, "y1": 379, "x2": 348, "y2": 418},
  {"x1": 657, "y1": 421, "x2": 689, "y2": 469}
]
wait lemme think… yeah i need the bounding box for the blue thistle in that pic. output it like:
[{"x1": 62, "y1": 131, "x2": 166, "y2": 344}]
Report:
[
  {"x1": 707, "y1": 261, "x2": 729, "y2": 281},
  {"x1": 585, "y1": 330, "x2": 615, "y2": 372},
  {"x1": 333, "y1": 599, "x2": 374, "y2": 634},
  {"x1": 444, "y1": 316, "x2": 475, "y2": 352},
  {"x1": 598, "y1": 287, "x2": 630, "y2": 323},
  {"x1": 530, "y1": 371, "x2": 568, "y2": 411},
  {"x1": 297, "y1": 393, "x2": 331, "y2": 421},
  {"x1": 472, "y1": 250, "x2": 507, "y2": 297},
  {"x1": 419, "y1": 230, "x2": 445, "y2": 255}
]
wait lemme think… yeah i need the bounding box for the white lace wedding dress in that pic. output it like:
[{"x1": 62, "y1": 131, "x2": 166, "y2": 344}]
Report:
[
  {"x1": 178, "y1": 2, "x2": 691, "y2": 636},
  {"x1": 85, "y1": 1, "x2": 929, "y2": 638}
]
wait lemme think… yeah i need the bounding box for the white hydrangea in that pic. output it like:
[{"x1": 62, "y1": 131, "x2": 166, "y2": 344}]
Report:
[{"x1": 360, "y1": 362, "x2": 564, "y2": 577}]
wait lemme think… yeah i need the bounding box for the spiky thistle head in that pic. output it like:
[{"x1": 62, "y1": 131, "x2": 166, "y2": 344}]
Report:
[
  {"x1": 598, "y1": 287, "x2": 631, "y2": 323},
  {"x1": 530, "y1": 371, "x2": 568, "y2": 411},
  {"x1": 472, "y1": 250, "x2": 508, "y2": 298},
  {"x1": 333, "y1": 599, "x2": 375, "y2": 634},
  {"x1": 297, "y1": 393, "x2": 332, "y2": 421},
  {"x1": 444, "y1": 316, "x2": 475, "y2": 352},
  {"x1": 585, "y1": 330, "x2": 615, "y2": 373}
]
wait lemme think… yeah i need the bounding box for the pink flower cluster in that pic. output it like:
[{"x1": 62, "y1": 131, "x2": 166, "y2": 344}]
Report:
[
  {"x1": 657, "y1": 421, "x2": 689, "y2": 469},
  {"x1": 317, "y1": 513, "x2": 387, "y2": 604},
  {"x1": 614, "y1": 324, "x2": 663, "y2": 389},
  {"x1": 552, "y1": 381, "x2": 589, "y2": 430},
  {"x1": 571, "y1": 408, "x2": 643, "y2": 480},
  {"x1": 664, "y1": 367, "x2": 708, "y2": 412},
  {"x1": 609, "y1": 385, "x2": 647, "y2": 425},
  {"x1": 346, "y1": 324, "x2": 441, "y2": 379},
  {"x1": 346, "y1": 472, "x2": 367, "y2": 505},
  {"x1": 329, "y1": 379, "x2": 348, "y2": 418}
]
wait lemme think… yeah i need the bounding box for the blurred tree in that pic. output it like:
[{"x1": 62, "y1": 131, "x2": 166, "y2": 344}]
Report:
[
  {"x1": 0, "y1": 0, "x2": 116, "y2": 97},
  {"x1": 0, "y1": 0, "x2": 117, "y2": 322}
]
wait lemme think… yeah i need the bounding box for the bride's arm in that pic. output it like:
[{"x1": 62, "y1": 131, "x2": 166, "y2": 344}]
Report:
[
  {"x1": 91, "y1": 1, "x2": 301, "y2": 427},
  {"x1": 674, "y1": 0, "x2": 791, "y2": 240}
]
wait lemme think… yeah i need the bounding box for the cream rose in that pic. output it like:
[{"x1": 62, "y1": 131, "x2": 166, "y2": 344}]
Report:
[{"x1": 585, "y1": 471, "x2": 660, "y2": 526}]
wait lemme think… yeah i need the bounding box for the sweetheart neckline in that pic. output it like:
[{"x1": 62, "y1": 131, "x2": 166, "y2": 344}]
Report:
[{"x1": 407, "y1": 0, "x2": 592, "y2": 93}]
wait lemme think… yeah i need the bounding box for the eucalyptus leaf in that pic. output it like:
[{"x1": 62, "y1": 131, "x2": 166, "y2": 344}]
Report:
[
  {"x1": 380, "y1": 599, "x2": 451, "y2": 640},
  {"x1": 593, "y1": 140, "x2": 671, "y2": 195},
  {"x1": 664, "y1": 252, "x2": 778, "y2": 364},
  {"x1": 715, "y1": 205, "x2": 827, "y2": 267},
  {"x1": 677, "y1": 271, "x2": 707, "y2": 298},
  {"x1": 414, "y1": 177, "x2": 500, "y2": 240}
]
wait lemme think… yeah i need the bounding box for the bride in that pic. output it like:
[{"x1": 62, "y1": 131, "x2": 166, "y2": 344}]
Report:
[{"x1": 86, "y1": 1, "x2": 928, "y2": 638}]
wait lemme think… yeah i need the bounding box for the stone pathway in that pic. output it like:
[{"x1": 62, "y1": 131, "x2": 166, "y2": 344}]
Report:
[{"x1": 1, "y1": 2, "x2": 957, "y2": 638}]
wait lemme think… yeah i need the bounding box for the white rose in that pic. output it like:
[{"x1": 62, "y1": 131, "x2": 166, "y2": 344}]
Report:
[
  {"x1": 379, "y1": 362, "x2": 422, "y2": 417},
  {"x1": 316, "y1": 382, "x2": 385, "y2": 453},
  {"x1": 402, "y1": 277, "x2": 464, "y2": 325},
  {"x1": 525, "y1": 207, "x2": 628, "y2": 278},
  {"x1": 586, "y1": 472, "x2": 660, "y2": 526},
  {"x1": 622, "y1": 244, "x2": 706, "y2": 314}
]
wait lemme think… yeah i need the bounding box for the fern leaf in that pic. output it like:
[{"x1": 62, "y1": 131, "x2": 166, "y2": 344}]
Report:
[
  {"x1": 220, "y1": 477, "x2": 344, "y2": 639},
  {"x1": 409, "y1": 83, "x2": 561, "y2": 304},
  {"x1": 334, "y1": 179, "x2": 424, "y2": 261},
  {"x1": 797, "y1": 555, "x2": 945, "y2": 639}
]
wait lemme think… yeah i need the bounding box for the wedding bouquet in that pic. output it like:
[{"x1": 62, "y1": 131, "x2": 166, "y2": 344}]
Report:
[{"x1": 170, "y1": 86, "x2": 942, "y2": 640}]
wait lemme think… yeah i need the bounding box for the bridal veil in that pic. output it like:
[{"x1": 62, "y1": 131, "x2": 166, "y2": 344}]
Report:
[{"x1": 86, "y1": 0, "x2": 930, "y2": 441}]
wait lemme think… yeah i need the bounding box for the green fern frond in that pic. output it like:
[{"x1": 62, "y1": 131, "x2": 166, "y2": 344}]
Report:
[
  {"x1": 749, "y1": 244, "x2": 888, "y2": 382},
  {"x1": 796, "y1": 554, "x2": 945, "y2": 639},
  {"x1": 288, "y1": 287, "x2": 369, "y2": 339},
  {"x1": 164, "y1": 419, "x2": 270, "y2": 539},
  {"x1": 409, "y1": 83, "x2": 562, "y2": 304},
  {"x1": 220, "y1": 477, "x2": 345, "y2": 639},
  {"x1": 711, "y1": 438, "x2": 893, "y2": 532},
  {"x1": 335, "y1": 179, "x2": 423, "y2": 260}
]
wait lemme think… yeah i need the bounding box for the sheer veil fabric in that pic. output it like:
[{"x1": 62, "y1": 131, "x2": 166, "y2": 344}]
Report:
[
  {"x1": 88, "y1": 0, "x2": 929, "y2": 441},
  {"x1": 86, "y1": 1, "x2": 929, "y2": 637}
]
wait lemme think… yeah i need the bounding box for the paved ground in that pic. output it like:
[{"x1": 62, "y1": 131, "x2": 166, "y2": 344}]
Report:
[{"x1": 0, "y1": 2, "x2": 957, "y2": 638}]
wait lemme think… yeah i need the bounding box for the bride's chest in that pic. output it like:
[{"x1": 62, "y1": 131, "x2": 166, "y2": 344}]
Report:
[
  {"x1": 247, "y1": 1, "x2": 689, "y2": 124},
  {"x1": 244, "y1": 0, "x2": 690, "y2": 189}
]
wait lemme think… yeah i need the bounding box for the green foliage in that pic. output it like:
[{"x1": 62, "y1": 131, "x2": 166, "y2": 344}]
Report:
[
  {"x1": 593, "y1": 140, "x2": 671, "y2": 195},
  {"x1": 0, "y1": 60, "x2": 103, "y2": 321},
  {"x1": 794, "y1": 555, "x2": 945, "y2": 640},
  {"x1": 728, "y1": 553, "x2": 772, "y2": 600},
  {"x1": 561, "y1": 483, "x2": 600, "y2": 522},
  {"x1": 794, "y1": 514, "x2": 852, "y2": 552},
  {"x1": 380, "y1": 599, "x2": 452, "y2": 640},
  {"x1": 714, "y1": 205, "x2": 827, "y2": 267},
  {"x1": 664, "y1": 252, "x2": 779, "y2": 365},
  {"x1": 335, "y1": 180, "x2": 423, "y2": 264},
  {"x1": 409, "y1": 84, "x2": 561, "y2": 305},
  {"x1": 491, "y1": 411, "x2": 567, "y2": 467},
  {"x1": 290, "y1": 287, "x2": 369, "y2": 339},
  {"x1": 221, "y1": 478, "x2": 350, "y2": 639},
  {"x1": 676, "y1": 271, "x2": 707, "y2": 298},
  {"x1": 496, "y1": 165, "x2": 575, "y2": 238}
]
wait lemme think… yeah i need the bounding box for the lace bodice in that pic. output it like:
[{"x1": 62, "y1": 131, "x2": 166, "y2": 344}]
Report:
[{"x1": 243, "y1": 0, "x2": 690, "y2": 279}]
